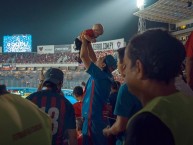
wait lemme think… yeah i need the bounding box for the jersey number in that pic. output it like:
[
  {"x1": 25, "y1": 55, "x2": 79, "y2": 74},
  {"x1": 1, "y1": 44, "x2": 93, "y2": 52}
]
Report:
[{"x1": 41, "y1": 107, "x2": 59, "y2": 135}]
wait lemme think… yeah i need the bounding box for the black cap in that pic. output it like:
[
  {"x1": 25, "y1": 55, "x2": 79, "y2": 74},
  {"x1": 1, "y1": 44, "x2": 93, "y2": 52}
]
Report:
[
  {"x1": 43, "y1": 68, "x2": 64, "y2": 86},
  {"x1": 104, "y1": 55, "x2": 117, "y2": 71}
]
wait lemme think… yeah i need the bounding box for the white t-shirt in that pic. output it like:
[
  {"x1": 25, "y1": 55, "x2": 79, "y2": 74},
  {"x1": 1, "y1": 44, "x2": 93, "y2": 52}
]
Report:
[{"x1": 175, "y1": 76, "x2": 193, "y2": 97}]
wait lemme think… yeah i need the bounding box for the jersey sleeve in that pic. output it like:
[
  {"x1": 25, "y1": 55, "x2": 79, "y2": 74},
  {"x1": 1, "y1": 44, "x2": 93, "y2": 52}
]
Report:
[
  {"x1": 114, "y1": 84, "x2": 137, "y2": 118},
  {"x1": 86, "y1": 62, "x2": 108, "y2": 79},
  {"x1": 65, "y1": 100, "x2": 76, "y2": 129}
]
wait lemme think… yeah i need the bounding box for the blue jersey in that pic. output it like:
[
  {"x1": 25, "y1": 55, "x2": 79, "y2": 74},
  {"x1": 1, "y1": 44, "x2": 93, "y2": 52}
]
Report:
[
  {"x1": 27, "y1": 90, "x2": 76, "y2": 145},
  {"x1": 82, "y1": 62, "x2": 113, "y2": 145},
  {"x1": 82, "y1": 62, "x2": 113, "y2": 120},
  {"x1": 114, "y1": 83, "x2": 142, "y2": 145}
]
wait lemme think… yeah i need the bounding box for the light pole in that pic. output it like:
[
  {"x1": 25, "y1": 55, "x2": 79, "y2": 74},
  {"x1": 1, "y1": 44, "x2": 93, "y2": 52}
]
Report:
[{"x1": 137, "y1": 0, "x2": 146, "y2": 32}]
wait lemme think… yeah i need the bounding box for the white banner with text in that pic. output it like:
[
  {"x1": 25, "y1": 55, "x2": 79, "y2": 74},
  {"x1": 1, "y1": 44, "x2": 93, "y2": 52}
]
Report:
[
  {"x1": 71, "y1": 38, "x2": 125, "y2": 53},
  {"x1": 37, "y1": 45, "x2": 54, "y2": 54}
]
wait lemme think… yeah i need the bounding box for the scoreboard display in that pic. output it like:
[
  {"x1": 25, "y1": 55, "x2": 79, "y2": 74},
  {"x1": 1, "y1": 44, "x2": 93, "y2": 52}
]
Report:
[{"x1": 3, "y1": 34, "x2": 32, "y2": 53}]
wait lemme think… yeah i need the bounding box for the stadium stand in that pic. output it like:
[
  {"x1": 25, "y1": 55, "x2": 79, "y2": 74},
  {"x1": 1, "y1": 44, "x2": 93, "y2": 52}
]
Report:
[{"x1": 0, "y1": 49, "x2": 122, "y2": 89}]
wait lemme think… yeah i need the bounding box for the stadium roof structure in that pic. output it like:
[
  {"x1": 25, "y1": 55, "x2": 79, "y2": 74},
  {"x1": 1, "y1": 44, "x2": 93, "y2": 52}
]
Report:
[{"x1": 133, "y1": 0, "x2": 193, "y2": 24}]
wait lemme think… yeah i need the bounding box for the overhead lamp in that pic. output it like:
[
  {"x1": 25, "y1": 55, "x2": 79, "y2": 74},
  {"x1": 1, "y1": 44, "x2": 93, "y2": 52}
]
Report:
[{"x1": 137, "y1": 0, "x2": 144, "y2": 9}]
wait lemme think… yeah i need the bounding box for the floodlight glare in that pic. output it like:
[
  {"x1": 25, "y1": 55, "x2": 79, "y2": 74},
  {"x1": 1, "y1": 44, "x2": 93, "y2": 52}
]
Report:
[{"x1": 137, "y1": 0, "x2": 144, "y2": 9}]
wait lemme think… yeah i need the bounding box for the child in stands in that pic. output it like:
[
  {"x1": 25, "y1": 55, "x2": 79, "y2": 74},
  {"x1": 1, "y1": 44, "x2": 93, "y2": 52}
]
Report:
[
  {"x1": 74, "y1": 24, "x2": 104, "y2": 63},
  {"x1": 73, "y1": 86, "x2": 84, "y2": 145}
]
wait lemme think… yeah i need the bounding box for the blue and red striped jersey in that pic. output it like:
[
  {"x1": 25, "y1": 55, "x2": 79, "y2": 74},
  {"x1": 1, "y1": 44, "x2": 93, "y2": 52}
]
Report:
[{"x1": 26, "y1": 90, "x2": 76, "y2": 145}]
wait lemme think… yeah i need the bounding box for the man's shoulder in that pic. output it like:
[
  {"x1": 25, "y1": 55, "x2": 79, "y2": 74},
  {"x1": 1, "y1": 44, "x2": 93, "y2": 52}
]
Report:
[
  {"x1": 87, "y1": 62, "x2": 111, "y2": 78},
  {"x1": 27, "y1": 90, "x2": 61, "y2": 99},
  {"x1": 27, "y1": 90, "x2": 44, "y2": 99}
]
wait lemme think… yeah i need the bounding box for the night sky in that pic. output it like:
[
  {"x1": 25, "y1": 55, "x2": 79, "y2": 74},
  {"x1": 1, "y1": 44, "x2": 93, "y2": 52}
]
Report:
[{"x1": 0, "y1": 0, "x2": 164, "y2": 52}]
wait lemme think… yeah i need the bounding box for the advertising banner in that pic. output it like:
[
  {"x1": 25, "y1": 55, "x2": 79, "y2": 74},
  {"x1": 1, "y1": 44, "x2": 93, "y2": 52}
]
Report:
[
  {"x1": 17, "y1": 67, "x2": 26, "y2": 71},
  {"x1": 54, "y1": 45, "x2": 71, "y2": 53},
  {"x1": 71, "y1": 38, "x2": 125, "y2": 53},
  {"x1": 37, "y1": 45, "x2": 54, "y2": 54},
  {"x1": 35, "y1": 67, "x2": 43, "y2": 71},
  {"x1": 26, "y1": 67, "x2": 34, "y2": 71},
  {"x1": 2, "y1": 64, "x2": 12, "y2": 71},
  {"x1": 92, "y1": 38, "x2": 125, "y2": 51}
]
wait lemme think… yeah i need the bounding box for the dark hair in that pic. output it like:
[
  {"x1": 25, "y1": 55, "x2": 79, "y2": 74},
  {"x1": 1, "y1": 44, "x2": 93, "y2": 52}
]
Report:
[
  {"x1": 126, "y1": 28, "x2": 185, "y2": 83},
  {"x1": 103, "y1": 65, "x2": 110, "y2": 73},
  {"x1": 117, "y1": 47, "x2": 126, "y2": 64},
  {"x1": 81, "y1": 81, "x2": 86, "y2": 87},
  {"x1": 103, "y1": 55, "x2": 117, "y2": 73},
  {"x1": 44, "y1": 82, "x2": 58, "y2": 91},
  {"x1": 73, "y1": 86, "x2": 83, "y2": 96}
]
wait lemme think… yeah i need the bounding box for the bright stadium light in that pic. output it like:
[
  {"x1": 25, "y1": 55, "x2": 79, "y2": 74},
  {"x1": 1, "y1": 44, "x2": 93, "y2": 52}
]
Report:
[
  {"x1": 137, "y1": 0, "x2": 146, "y2": 32},
  {"x1": 137, "y1": 0, "x2": 144, "y2": 9}
]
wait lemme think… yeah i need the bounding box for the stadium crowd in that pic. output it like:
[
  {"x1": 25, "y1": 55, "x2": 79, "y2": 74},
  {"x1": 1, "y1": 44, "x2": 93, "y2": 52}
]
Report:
[
  {"x1": 0, "y1": 50, "x2": 114, "y2": 64},
  {"x1": 0, "y1": 70, "x2": 90, "y2": 89},
  {"x1": 0, "y1": 49, "x2": 117, "y2": 89},
  {"x1": 1, "y1": 28, "x2": 193, "y2": 145}
]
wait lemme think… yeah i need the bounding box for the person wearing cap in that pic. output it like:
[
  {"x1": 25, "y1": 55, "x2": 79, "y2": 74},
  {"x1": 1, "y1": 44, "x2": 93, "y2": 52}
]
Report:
[
  {"x1": 0, "y1": 84, "x2": 52, "y2": 145},
  {"x1": 103, "y1": 47, "x2": 142, "y2": 145},
  {"x1": 26, "y1": 68, "x2": 77, "y2": 145},
  {"x1": 80, "y1": 35, "x2": 117, "y2": 145}
]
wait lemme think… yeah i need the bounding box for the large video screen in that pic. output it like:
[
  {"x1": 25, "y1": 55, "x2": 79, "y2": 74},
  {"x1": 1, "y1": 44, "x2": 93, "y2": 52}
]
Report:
[{"x1": 3, "y1": 35, "x2": 32, "y2": 53}]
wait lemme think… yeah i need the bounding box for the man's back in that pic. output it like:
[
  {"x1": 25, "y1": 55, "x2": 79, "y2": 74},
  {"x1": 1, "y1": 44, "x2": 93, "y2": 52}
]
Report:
[
  {"x1": 27, "y1": 90, "x2": 76, "y2": 145},
  {"x1": 0, "y1": 93, "x2": 52, "y2": 145}
]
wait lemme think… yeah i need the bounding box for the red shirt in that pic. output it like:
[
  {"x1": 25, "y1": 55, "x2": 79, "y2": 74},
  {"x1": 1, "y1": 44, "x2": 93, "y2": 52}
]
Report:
[
  {"x1": 185, "y1": 32, "x2": 193, "y2": 58},
  {"x1": 73, "y1": 101, "x2": 83, "y2": 118},
  {"x1": 77, "y1": 132, "x2": 83, "y2": 145},
  {"x1": 81, "y1": 29, "x2": 95, "y2": 39}
]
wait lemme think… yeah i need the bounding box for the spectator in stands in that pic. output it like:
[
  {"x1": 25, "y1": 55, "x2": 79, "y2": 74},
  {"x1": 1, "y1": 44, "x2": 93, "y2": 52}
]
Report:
[
  {"x1": 73, "y1": 86, "x2": 83, "y2": 118},
  {"x1": 1, "y1": 49, "x2": 115, "y2": 64},
  {"x1": 107, "y1": 81, "x2": 121, "y2": 125},
  {"x1": 75, "y1": 23, "x2": 104, "y2": 63},
  {"x1": 80, "y1": 35, "x2": 117, "y2": 145},
  {"x1": 37, "y1": 69, "x2": 45, "y2": 91},
  {"x1": 185, "y1": 31, "x2": 193, "y2": 90},
  {"x1": 0, "y1": 84, "x2": 52, "y2": 145},
  {"x1": 103, "y1": 47, "x2": 142, "y2": 145},
  {"x1": 73, "y1": 86, "x2": 84, "y2": 145},
  {"x1": 27, "y1": 68, "x2": 77, "y2": 145},
  {"x1": 174, "y1": 63, "x2": 193, "y2": 97},
  {"x1": 175, "y1": 74, "x2": 193, "y2": 97},
  {"x1": 124, "y1": 29, "x2": 193, "y2": 145},
  {"x1": 81, "y1": 81, "x2": 86, "y2": 92},
  {"x1": 105, "y1": 81, "x2": 121, "y2": 145}
]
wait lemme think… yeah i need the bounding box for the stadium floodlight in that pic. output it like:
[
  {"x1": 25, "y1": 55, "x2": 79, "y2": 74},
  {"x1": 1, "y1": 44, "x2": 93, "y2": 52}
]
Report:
[
  {"x1": 137, "y1": 0, "x2": 146, "y2": 32},
  {"x1": 137, "y1": 0, "x2": 144, "y2": 9}
]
